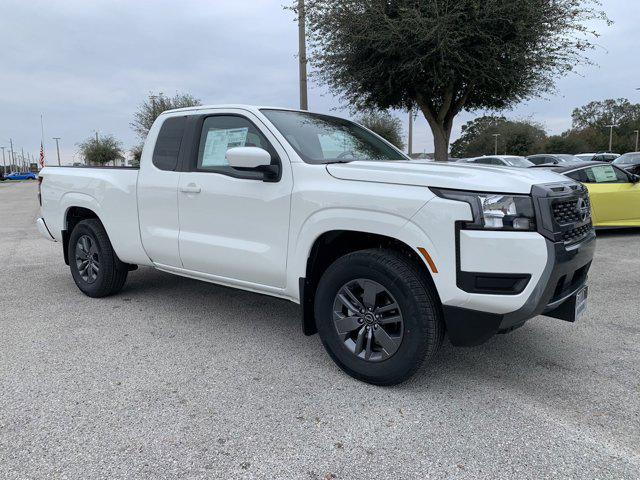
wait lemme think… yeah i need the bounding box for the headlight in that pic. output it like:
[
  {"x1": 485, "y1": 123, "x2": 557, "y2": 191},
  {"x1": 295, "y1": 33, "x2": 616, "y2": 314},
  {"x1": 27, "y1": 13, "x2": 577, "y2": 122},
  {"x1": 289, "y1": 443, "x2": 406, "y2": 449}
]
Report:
[{"x1": 431, "y1": 188, "x2": 536, "y2": 231}]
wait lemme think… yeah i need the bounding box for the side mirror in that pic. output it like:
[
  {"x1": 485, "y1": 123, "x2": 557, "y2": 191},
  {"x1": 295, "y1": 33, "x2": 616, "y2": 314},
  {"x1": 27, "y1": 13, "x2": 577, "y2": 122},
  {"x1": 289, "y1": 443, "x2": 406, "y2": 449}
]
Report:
[
  {"x1": 226, "y1": 147, "x2": 271, "y2": 169},
  {"x1": 226, "y1": 147, "x2": 280, "y2": 182}
]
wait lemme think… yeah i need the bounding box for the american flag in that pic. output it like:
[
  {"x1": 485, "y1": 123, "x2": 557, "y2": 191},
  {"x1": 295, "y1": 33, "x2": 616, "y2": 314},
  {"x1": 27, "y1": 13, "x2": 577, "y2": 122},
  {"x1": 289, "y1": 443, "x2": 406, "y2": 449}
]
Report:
[{"x1": 39, "y1": 141, "x2": 45, "y2": 168}]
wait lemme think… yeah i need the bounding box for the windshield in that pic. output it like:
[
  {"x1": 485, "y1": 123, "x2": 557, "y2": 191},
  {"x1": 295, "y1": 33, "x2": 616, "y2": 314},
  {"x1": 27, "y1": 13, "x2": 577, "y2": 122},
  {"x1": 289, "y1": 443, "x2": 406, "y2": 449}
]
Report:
[
  {"x1": 613, "y1": 153, "x2": 640, "y2": 165},
  {"x1": 261, "y1": 109, "x2": 407, "y2": 164},
  {"x1": 504, "y1": 157, "x2": 534, "y2": 167}
]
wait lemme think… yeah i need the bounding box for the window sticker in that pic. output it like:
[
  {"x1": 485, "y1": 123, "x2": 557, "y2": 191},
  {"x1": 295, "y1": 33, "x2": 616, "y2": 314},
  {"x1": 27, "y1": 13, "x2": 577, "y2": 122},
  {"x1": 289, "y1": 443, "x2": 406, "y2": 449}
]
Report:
[
  {"x1": 201, "y1": 127, "x2": 249, "y2": 166},
  {"x1": 587, "y1": 165, "x2": 617, "y2": 183}
]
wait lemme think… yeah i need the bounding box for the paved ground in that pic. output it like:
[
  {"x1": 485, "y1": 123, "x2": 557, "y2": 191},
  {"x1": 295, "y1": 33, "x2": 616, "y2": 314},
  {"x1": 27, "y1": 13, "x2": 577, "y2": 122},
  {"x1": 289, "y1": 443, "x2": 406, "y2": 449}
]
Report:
[{"x1": 1, "y1": 181, "x2": 639, "y2": 479}]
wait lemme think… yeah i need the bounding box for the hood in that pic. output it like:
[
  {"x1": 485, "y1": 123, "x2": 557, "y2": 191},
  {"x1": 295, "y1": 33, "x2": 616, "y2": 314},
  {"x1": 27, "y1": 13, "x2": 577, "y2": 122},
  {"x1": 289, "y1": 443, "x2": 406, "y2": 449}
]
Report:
[{"x1": 326, "y1": 160, "x2": 571, "y2": 194}]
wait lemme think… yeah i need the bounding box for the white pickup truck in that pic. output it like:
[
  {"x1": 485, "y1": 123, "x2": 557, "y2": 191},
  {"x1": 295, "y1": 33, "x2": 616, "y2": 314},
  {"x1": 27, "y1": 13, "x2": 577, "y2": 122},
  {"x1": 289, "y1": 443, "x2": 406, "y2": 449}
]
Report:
[{"x1": 37, "y1": 105, "x2": 595, "y2": 385}]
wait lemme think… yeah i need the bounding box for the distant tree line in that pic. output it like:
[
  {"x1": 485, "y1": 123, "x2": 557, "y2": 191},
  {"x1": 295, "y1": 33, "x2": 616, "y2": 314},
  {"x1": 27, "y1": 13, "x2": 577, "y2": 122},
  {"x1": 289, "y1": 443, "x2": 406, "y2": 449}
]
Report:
[{"x1": 451, "y1": 98, "x2": 640, "y2": 157}]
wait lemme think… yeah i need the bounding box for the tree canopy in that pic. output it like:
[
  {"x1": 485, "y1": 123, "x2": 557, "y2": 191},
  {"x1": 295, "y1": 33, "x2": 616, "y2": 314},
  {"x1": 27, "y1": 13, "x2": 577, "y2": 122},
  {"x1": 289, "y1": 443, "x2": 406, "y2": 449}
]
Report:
[
  {"x1": 566, "y1": 98, "x2": 640, "y2": 152},
  {"x1": 302, "y1": 0, "x2": 608, "y2": 160},
  {"x1": 131, "y1": 92, "x2": 201, "y2": 139},
  {"x1": 356, "y1": 111, "x2": 405, "y2": 149},
  {"x1": 78, "y1": 135, "x2": 124, "y2": 166},
  {"x1": 450, "y1": 116, "x2": 546, "y2": 157}
]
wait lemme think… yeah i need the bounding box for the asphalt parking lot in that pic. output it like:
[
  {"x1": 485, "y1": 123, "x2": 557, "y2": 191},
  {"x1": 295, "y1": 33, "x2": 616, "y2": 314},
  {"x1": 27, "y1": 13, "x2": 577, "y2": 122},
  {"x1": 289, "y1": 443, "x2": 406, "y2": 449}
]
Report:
[{"x1": 1, "y1": 180, "x2": 639, "y2": 479}]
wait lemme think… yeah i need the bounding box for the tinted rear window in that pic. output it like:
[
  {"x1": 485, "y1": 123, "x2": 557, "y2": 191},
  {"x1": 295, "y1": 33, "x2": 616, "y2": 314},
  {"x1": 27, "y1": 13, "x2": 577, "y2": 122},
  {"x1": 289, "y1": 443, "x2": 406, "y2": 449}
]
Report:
[{"x1": 152, "y1": 116, "x2": 186, "y2": 171}]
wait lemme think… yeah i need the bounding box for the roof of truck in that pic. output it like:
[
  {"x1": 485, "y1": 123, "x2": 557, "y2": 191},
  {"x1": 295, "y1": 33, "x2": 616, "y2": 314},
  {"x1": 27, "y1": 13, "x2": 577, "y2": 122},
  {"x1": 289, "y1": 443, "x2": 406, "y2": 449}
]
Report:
[{"x1": 163, "y1": 104, "x2": 305, "y2": 114}]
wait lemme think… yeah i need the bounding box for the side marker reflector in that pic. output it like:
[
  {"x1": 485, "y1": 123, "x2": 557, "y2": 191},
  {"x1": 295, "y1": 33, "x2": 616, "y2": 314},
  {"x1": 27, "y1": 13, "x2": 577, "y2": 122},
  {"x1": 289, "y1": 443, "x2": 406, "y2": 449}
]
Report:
[{"x1": 417, "y1": 247, "x2": 438, "y2": 274}]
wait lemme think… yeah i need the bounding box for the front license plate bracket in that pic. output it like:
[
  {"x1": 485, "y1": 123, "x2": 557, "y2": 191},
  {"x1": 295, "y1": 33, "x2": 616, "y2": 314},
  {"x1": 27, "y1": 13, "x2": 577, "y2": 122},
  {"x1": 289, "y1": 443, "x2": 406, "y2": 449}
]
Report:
[{"x1": 545, "y1": 286, "x2": 588, "y2": 323}]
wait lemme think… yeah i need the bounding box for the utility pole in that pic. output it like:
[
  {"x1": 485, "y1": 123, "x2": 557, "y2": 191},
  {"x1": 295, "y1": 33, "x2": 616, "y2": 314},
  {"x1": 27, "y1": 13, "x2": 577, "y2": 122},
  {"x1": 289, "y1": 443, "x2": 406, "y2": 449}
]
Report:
[
  {"x1": 53, "y1": 137, "x2": 62, "y2": 166},
  {"x1": 95, "y1": 131, "x2": 99, "y2": 142},
  {"x1": 492, "y1": 134, "x2": 500, "y2": 155},
  {"x1": 1, "y1": 146, "x2": 6, "y2": 176},
  {"x1": 9, "y1": 138, "x2": 15, "y2": 172},
  {"x1": 298, "y1": 0, "x2": 308, "y2": 110},
  {"x1": 605, "y1": 124, "x2": 618, "y2": 152},
  {"x1": 408, "y1": 110, "x2": 414, "y2": 157},
  {"x1": 634, "y1": 130, "x2": 639, "y2": 152}
]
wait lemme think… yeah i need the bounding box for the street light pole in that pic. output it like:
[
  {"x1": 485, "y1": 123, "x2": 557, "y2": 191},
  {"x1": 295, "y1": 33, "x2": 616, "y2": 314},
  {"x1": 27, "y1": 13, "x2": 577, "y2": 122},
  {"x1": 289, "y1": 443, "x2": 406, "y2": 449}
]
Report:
[
  {"x1": 605, "y1": 124, "x2": 618, "y2": 152},
  {"x1": 634, "y1": 130, "x2": 639, "y2": 152},
  {"x1": 298, "y1": 0, "x2": 308, "y2": 110},
  {"x1": 492, "y1": 134, "x2": 500, "y2": 155},
  {"x1": 53, "y1": 137, "x2": 62, "y2": 166}
]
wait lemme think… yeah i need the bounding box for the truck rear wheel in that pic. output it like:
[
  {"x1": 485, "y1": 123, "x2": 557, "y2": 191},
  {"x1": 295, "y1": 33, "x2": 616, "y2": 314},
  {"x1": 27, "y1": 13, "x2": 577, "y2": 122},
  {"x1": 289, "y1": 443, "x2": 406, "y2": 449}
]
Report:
[
  {"x1": 314, "y1": 249, "x2": 444, "y2": 385},
  {"x1": 68, "y1": 219, "x2": 128, "y2": 297}
]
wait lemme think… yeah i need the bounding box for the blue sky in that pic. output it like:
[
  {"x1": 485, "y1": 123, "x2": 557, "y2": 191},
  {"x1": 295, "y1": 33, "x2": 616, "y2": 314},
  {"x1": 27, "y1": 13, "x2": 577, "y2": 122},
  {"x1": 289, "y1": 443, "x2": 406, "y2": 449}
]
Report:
[{"x1": 0, "y1": 0, "x2": 638, "y2": 165}]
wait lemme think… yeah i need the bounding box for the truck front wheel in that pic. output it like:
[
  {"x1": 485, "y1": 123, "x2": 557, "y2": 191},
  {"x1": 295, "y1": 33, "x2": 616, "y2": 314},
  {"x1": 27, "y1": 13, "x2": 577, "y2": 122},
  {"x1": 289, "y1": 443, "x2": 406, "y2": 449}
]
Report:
[
  {"x1": 314, "y1": 249, "x2": 444, "y2": 385},
  {"x1": 68, "y1": 219, "x2": 128, "y2": 298}
]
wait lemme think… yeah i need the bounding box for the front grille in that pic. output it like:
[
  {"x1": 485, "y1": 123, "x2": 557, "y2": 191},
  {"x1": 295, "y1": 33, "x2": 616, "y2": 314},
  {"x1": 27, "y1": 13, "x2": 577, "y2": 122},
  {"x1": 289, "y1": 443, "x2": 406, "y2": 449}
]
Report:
[
  {"x1": 550, "y1": 189, "x2": 593, "y2": 245},
  {"x1": 552, "y1": 196, "x2": 591, "y2": 225},
  {"x1": 562, "y1": 222, "x2": 593, "y2": 244}
]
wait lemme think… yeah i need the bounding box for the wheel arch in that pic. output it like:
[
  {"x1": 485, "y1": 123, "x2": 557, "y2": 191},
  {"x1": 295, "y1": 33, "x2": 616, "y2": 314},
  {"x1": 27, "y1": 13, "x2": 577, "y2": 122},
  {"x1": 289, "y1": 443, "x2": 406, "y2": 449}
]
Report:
[
  {"x1": 62, "y1": 206, "x2": 101, "y2": 265},
  {"x1": 299, "y1": 230, "x2": 440, "y2": 336}
]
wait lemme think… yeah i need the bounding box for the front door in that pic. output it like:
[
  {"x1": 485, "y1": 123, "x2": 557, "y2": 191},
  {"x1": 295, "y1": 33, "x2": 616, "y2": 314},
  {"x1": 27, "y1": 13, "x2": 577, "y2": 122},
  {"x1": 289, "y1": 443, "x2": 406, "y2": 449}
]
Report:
[{"x1": 177, "y1": 113, "x2": 292, "y2": 289}]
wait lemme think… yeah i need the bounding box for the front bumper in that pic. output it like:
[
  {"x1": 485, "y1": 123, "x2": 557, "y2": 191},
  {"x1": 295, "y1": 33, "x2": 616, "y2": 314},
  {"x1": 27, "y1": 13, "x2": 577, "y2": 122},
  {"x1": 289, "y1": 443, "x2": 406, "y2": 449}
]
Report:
[{"x1": 443, "y1": 231, "x2": 596, "y2": 346}]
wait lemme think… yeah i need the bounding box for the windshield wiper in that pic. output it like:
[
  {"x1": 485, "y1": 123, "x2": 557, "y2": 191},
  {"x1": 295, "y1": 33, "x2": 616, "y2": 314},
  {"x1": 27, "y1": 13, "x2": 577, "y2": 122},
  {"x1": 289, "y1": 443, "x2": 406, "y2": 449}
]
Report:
[{"x1": 324, "y1": 159, "x2": 356, "y2": 164}]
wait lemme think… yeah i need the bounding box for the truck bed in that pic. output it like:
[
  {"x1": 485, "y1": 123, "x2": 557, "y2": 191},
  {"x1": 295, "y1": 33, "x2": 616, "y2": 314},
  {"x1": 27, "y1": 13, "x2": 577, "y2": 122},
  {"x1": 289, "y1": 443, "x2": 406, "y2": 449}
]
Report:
[{"x1": 39, "y1": 166, "x2": 149, "y2": 265}]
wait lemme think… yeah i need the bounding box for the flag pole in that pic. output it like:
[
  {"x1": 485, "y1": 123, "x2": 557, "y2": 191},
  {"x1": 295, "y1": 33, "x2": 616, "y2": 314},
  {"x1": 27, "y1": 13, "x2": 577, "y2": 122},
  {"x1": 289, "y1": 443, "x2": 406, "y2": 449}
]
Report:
[{"x1": 40, "y1": 114, "x2": 45, "y2": 170}]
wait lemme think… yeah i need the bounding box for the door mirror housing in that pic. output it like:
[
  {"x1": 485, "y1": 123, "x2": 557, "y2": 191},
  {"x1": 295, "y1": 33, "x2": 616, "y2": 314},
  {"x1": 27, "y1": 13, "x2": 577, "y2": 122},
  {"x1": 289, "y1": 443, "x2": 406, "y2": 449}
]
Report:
[
  {"x1": 226, "y1": 147, "x2": 272, "y2": 169},
  {"x1": 226, "y1": 147, "x2": 280, "y2": 182}
]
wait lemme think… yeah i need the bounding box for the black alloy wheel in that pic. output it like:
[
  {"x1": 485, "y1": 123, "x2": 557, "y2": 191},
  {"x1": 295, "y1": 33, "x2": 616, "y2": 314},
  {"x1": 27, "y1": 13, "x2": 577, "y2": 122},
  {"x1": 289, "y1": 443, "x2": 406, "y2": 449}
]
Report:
[{"x1": 332, "y1": 278, "x2": 404, "y2": 362}]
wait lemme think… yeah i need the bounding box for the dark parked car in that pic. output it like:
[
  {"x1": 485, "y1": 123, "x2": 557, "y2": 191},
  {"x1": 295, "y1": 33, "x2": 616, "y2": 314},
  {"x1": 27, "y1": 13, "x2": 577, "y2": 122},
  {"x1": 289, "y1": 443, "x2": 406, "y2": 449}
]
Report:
[
  {"x1": 576, "y1": 152, "x2": 620, "y2": 163},
  {"x1": 527, "y1": 154, "x2": 583, "y2": 165},
  {"x1": 613, "y1": 152, "x2": 640, "y2": 175}
]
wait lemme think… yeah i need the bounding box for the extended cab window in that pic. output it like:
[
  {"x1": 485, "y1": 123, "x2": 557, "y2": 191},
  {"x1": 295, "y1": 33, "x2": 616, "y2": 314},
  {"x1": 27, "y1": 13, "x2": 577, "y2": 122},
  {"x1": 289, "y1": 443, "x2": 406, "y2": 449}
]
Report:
[
  {"x1": 196, "y1": 116, "x2": 277, "y2": 177},
  {"x1": 152, "y1": 116, "x2": 186, "y2": 171}
]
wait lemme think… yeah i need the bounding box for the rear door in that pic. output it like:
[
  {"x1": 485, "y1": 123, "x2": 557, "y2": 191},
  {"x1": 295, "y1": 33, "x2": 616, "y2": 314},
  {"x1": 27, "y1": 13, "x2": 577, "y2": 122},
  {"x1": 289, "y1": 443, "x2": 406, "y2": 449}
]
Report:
[
  {"x1": 137, "y1": 115, "x2": 187, "y2": 267},
  {"x1": 177, "y1": 111, "x2": 292, "y2": 288}
]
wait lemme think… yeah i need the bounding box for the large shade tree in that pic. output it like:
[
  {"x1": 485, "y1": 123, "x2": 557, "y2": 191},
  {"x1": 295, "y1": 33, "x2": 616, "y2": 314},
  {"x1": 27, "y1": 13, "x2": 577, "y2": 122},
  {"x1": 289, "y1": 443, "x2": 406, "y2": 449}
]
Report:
[{"x1": 301, "y1": 0, "x2": 608, "y2": 160}]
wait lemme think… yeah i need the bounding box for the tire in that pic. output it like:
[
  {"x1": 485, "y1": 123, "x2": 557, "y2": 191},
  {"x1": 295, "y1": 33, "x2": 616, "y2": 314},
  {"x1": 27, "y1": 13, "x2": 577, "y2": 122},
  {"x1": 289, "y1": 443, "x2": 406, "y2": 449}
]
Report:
[
  {"x1": 314, "y1": 249, "x2": 444, "y2": 385},
  {"x1": 68, "y1": 219, "x2": 128, "y2": 298}
]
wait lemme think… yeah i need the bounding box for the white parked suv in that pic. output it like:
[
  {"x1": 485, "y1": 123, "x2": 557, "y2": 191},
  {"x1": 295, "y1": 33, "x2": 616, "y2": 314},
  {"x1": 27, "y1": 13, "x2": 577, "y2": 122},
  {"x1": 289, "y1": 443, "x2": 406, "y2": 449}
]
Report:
[{"x1": 37, "y1": 106, "x2": 595, "y2": 385}]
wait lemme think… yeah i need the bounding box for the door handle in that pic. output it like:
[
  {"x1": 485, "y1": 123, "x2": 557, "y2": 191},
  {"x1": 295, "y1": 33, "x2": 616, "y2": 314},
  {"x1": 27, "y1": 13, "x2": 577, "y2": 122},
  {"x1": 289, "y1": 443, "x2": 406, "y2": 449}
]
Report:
[{"x1": 180, "y1": 185, "x2": 201, "y2": 194}]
